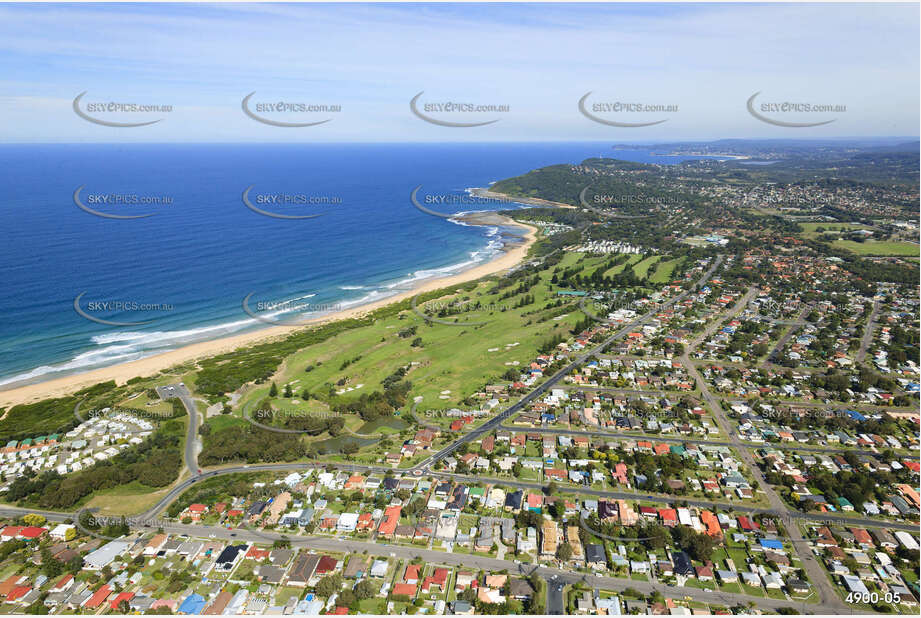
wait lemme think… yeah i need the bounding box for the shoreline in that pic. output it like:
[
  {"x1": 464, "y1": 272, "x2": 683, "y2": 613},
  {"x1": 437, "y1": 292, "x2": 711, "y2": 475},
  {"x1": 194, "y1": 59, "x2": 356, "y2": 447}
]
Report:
[
  {"x1": 0, "y1": 213, "x2": 538, "y2": 410},
  {"x1": 470, "y1": 187, "x2": 577, "y2": 210}
]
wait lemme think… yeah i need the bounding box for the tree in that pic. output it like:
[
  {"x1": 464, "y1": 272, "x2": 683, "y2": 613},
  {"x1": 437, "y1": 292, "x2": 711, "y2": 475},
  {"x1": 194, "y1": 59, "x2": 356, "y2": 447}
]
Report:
[
  {"x1": 269, "y1": 382, "x2": 278, "y2": 397},
  {"x1": 355, "y1": 579, "x2": 377, "y2": 600},
  {"x1": 556, "y1": 542, "x2": 573, "y2": 562},
  {"x1": 338, "y1": 589, "x2": 357, "y2": 607},
  {"x1": 315, "y1": 574, "x2": 343, "y2": 599},
  {"x1": 22, "y1": 513, "x2": 46, "y2": 526}
]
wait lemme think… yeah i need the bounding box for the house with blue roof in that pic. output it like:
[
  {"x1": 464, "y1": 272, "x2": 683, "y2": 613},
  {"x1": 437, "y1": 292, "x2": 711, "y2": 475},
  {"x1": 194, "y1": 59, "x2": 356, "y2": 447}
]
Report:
[
  {"x1": 759, "y1": 538, "x2": 784, "y2": 551},
  {"x1": 845, "y1": 410, "x2": 866, "y2": 422},
  {"x1": 178, "y1": 593, "x2": 206, "y2": 615}
]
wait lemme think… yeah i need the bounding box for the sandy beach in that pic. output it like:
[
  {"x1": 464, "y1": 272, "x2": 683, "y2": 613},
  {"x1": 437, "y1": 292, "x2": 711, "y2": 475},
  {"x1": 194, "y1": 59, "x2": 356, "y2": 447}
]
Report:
[{"x1": 0, "y1": 214, "x2": 538, "y2": 410}]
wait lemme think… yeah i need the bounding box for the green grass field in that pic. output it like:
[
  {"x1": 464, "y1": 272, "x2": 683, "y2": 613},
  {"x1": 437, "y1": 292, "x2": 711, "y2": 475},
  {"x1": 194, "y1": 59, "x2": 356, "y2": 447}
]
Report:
[
  {"x1": 632, "y1": 255, "x2": 662, "y2": 279},
  {"x1": 264, "y1": 277, "x2": 584, "y2": 411},
  {"x1": 649, "y1": 257, "x2": 685, "y2": 283},
  {"x1": 832, "y1": 239, "x2": 919, "y2": 256},
  {"x1": 798, "y1": 222, "x2": 867, "y2": 233},
  {"x1": 603, "y1": 254, "x2": 642, "y2": 277}
]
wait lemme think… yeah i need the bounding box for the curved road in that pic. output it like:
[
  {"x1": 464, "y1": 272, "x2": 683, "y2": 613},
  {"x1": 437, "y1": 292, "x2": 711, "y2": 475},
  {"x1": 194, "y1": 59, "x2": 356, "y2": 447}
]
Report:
[{"x1": 156, "y1": 384, "x2": 199, "y2": 476}]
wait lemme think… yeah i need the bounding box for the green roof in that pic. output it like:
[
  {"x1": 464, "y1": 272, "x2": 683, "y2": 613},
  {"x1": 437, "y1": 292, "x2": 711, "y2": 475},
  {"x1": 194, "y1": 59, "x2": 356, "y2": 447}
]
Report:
[{"x1": 5, "y1": 441, "x2": 16, "y2": 448}]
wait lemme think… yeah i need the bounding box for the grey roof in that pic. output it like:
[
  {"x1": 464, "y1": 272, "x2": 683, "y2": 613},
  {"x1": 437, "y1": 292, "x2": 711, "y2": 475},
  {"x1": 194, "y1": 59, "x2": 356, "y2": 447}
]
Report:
[
  {"x1": 452, "y1": 600, "x2": 473, "y2": 614},
  {"x1": 84, "y1": 540, "x2": 131, "y2": 569},
  {"x1": 585, "y1": 543, "x2": 606, "y2": 564}
]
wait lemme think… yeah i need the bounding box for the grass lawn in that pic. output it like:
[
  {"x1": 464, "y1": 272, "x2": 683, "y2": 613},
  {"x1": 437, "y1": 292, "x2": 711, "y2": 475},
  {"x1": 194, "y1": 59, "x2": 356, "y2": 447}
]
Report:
[
  {"x1": 764, "y1": 587, "x2": 788, "y2": 600},
  {"x1": 275, "y1": 587, "x2": 304, "y2": 606},
  {"x1": 115, "y1": 391, "x2": 174, "y2": 415},
  {"x1": 632, "y1": 255, "x2": 662, "y2": 279},
  {"x1": 84, "y1": 479, "x2": 179, "y2": 515},
  {"x1": 740, "y1": 583, "x2": 766, "y2": 598},
  {"x1": 358, "y1": 598, "x2": 388, "y2": 613},
  {"x1": 798, "y1": 222, "x2": 866, "y2": 233},
  {"x1": 458, "y1": 513, "x2": 479, "y2": 530},
  {"x1": 718, "y1": 582, "x2": 743, "y2": 594},
  {"x1": 684, "y1": 578, "x2": 717, "y2": 591},
  {"x1": 832, "y1": 239, "x2": 919, "y2": 256},
  {"x1": 603, "y1": 254, "x2": 643, "y2": 277},
  {"x1": 649, "y1": 257, "x2": 685, "y2": 283}
]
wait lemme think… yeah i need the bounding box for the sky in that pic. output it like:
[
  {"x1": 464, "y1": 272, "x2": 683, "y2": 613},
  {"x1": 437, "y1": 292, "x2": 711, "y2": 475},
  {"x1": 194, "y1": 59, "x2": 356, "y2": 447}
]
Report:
[{"x1": 0, "y1": 2, "x2": 918, "y2": 142}]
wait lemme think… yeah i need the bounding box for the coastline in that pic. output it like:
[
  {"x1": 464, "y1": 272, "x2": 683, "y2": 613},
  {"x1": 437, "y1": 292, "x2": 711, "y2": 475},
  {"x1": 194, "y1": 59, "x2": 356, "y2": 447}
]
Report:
[
  {"x1": 0, "y1": 213, "x2": 538, "y2": 410},
  {"x1": 470, "y1": 187, "x2": 577, "y2": 210}
]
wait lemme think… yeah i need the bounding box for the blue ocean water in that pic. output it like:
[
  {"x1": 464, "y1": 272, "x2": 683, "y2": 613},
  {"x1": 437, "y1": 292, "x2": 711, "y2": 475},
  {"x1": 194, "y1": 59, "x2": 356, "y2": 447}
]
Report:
[{"x1": 0, "y1": 143, "x2": 707, "y2": 388}]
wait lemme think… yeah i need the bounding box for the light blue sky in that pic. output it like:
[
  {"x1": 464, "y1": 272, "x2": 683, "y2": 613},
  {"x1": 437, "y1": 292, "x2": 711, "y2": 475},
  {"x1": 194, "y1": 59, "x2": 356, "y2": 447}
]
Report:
[{"x1": 1, "y1": 2, "x2": 918, "y2": 142}]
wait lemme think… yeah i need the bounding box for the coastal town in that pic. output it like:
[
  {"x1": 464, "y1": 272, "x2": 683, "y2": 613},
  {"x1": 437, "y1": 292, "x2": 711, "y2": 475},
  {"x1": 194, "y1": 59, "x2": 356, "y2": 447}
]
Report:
[
  {"x1": 0, "y1": 1, "x2": 916, "y2": 616},
  {"x1": 0, "y1": 181, "x2": 917, "y2": 616}
]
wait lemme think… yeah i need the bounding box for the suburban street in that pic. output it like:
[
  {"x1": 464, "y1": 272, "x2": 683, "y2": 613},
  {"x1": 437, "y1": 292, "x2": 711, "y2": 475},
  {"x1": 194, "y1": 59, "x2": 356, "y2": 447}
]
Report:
[
  {"x1": 680, "y1": 289, "x2": 846, "y2": 610},
  {"x1": 856, "y1": 297, "x2": 881, "y2": 364},
  {"x1": 763, "y1": 306, "x2": 809, "y2": 367}
]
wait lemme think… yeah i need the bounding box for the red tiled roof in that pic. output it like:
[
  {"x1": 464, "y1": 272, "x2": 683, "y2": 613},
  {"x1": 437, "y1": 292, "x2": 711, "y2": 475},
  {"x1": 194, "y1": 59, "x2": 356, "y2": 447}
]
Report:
[
  {"x1": 84, "y1": 585, "x2": 112, "y2": 609},
  {"x1": 109, "y1": 592, "x2": 135, "y2": 610},
  {"x1": 392, "y1": 583, "x2": 417, "y2": 597},
  {"x1": 18, "y1": 526, "x2": 46, "y2": 539},
  {"x1": 6, "y1": 586, "x2": 31, "y2": 602},
  {"x1": 53, "y1": 575, "x2": 73, "y2": 590}
]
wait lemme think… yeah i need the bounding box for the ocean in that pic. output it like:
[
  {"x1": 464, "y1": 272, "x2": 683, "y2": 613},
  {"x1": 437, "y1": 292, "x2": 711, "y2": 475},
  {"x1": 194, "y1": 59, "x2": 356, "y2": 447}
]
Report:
[{"x1": 0, "y1": 143, "x2": 710, "y2": 389}]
